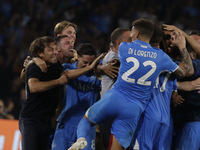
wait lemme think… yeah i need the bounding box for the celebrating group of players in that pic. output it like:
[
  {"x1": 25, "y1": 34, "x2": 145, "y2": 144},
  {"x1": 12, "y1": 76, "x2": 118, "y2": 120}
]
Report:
[{"x1": 19, "y1": 18, "x2": 200, "y2": 150}]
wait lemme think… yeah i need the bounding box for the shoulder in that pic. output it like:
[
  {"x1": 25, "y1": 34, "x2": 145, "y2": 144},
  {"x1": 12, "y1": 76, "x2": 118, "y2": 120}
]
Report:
[
  {"x1": 153, "y1": 47, "x2": 163, "y2": 52},
  {"x1": 28, "y1": 63, "x2": 41, "y2": 72},
  {"x1": 103, "y1": 51, "x2": 118, "y2": 63},
  {"x1": 155, "y1": 49, "x2": 171, "y2": 58},
  {"x1": 152, "y1": 47, "x2": 167, "y2": 56},
  {"x1": 63, "y1": 62, "x2": 77, "y2": 70},
  {"x1": 119, "y1": 42, "x2": 131, "y2": 48},
  {"x1": 118, "y1": 42, "x2": 133, "y2": 54},
  {"x1": 27, "y1": 63, "x2": 43, "y2": 79}
]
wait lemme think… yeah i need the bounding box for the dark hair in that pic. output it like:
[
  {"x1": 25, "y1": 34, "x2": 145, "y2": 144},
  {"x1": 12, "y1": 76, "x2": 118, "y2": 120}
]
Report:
[
  {"x1": 54, "y1": 21, "x2": 77, "y2": 37},
  {"x1": 162, "y1": 34, "x2": 171, "y2": 41},
  {"x1": 54, "y1": 35, "x2": 69, "y2": 44},
  {"x1": 30, "y1": 36, "x2": 54, "y2": 57},
  {"x1": 190, "y1": 30, "x2": 200, "y2": 36},
  {"x1": 186, "y1": 42, "x2": 195, "y2": 53},
  {"x1": 150, "y1": 25, "x2": 163, "y2": 43},
  {"x1": 76, "y1": 43, "x2": 97, "y2": 57},
  {"x1": 132, "y1": 18, "x2": 154, "y2": 39},
  {"x1": 111, "y1": 28, "x2": 129, "y2": 47}
]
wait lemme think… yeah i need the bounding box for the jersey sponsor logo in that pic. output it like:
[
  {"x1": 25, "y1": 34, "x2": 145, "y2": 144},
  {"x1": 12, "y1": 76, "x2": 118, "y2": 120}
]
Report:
[
  {"x1": 141, "y1": 45, "x2": 147, "y2": 48},
  {"x1": 72, "y1": 81, "x2": 95, "y2": 91},
  {"x1": 89, "y1": 76, "x2": 96, "y2": 81},
  {"x1": 128, "y1": 48, "x2": 157, "y2": 58}
]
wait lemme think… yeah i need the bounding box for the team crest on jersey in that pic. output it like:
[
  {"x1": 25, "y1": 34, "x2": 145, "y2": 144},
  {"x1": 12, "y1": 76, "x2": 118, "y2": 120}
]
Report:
[
  {"x1": 90, "y1": 75, "x2": 95, "y2": 81},
  {"x1": 141, "y1": 45, "x2": 147, "y2": 48}
]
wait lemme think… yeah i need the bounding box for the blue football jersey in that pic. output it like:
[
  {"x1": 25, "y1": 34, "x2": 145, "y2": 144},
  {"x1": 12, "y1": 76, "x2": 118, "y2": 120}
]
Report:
[
  {"x1": 177, "y1": 58, "x2": 200, "y2": 122},
  {"x1": 175, "y1": 122, "x2": 200, "y2": 150},
  {"x1": 113, "y1": 40, "x2": 178, "y2": 109},
  {"x1": 144, "y1": 71, "x2": 177, "y2": 127},
  {"x1": 57, "y1": 61, "x2": 101, "y2": 126}
]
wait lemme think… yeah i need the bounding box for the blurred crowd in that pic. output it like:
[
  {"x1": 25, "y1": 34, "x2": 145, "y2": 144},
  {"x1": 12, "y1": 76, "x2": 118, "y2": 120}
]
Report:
[{"x1": 0, "y1": 0, "x2": 200, "y2": 119}]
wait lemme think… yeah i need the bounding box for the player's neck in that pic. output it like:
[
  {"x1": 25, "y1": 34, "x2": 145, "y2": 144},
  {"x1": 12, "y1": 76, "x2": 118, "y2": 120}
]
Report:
[
  {"x1": 58, "y1": 57, "x2": 70, "y2": 64},
  {"x1": 137, "y1": 37, "x2": 150, "y2": 43},
  {"x1": 112, "y1": 47, "x2": 118, "y2": 53},
  {"x1": 151, "y1": 43, "x2": 160, "y2": 48}
]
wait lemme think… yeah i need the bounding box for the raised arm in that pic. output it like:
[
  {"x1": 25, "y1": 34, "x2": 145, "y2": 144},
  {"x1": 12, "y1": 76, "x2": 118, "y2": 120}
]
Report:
[
  {"x1": 33, "y1": 57, "x2": 48, "y2": 72},
  {"x1": 20, "y1": 56, "x2": 34, "y2": 81},
  {"x1": 171, "y1": 31, "x2": 194, "y2": 77},
  {"x1": 95, "y1": 59, "x2": 119, "y2": 79},
  {"x1": 163, "y1": 24, "x2": 200, "y2": 58},
  {"x1": 20, "y1": 56, "x2": 48, "y2": 81},
  {"x1": 63, "y1": 53, "x2": 106, "y2": 80},
  {"x1": 173, "y1": 67, "x2": 185, "y2": 79},
  {"x1": 177, "y1": 77, "x2": 200, "y2": 92},
  {"x1": 28, "y1": 74, "x2": 68, "y2": 93},
  {"x1": 20, "y1": 68, "x2": 27, "y2": 81},
  {"x1": 171, "y1": 91, "x2": 185, "y2": 107}
]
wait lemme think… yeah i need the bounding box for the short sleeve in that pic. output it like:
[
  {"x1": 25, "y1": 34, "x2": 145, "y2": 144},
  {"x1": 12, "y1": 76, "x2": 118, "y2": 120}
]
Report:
[
  {"x1": 161, "y1": 52, "x2": 178, "y2": 73},
  {"x1": 172, "y1": 79, "x2": 178, "y2": 91},
  {"x1": 27, "y1": 64, "x2": 43, "y2": 81}
]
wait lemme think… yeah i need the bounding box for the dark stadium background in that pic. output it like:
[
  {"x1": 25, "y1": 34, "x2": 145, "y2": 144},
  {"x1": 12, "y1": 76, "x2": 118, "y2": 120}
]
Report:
[{"x1": 0, "y1": 0, "x2": 199, "y2": 119}]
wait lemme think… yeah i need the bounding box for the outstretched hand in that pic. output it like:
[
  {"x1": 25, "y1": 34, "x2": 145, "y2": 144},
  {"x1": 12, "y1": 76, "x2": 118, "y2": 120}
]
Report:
[
  {"x1": 57, "y1": 74, "x2": 68, "y2": 85},
  {"x1": 163, "y1": 24, "x2": 182, "y2": 32},
  {"x1": 172, "y1": 94, "x2": 185, "y2": 107},
  {"x1": 90, "y1": 53, "x2": 106, "y2": 69},
  {"x1": 163, "y1": 24, "x2": 186, "y2": 48},
  {"x1": 171, "y1": 31, "x2": 186, "y2": 49},
  {"x1": 101, "y1": 59, "x2": 119, "y2": 78},
  {"x1": 23, "y1": 56, "x2": 31, "y2": 68},
  {"x1": 193, "y1": 77, "x2": 200, "y2": 93},
  {"x1": 33, "y1": 57, "x2": 48, "y2": 72}
]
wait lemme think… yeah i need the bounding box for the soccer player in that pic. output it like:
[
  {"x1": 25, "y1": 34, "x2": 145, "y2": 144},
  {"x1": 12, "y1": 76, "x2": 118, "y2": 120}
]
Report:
[
  {"x1": 100, "y1": 28, "x2": 131, "y2": 97},
  {"x1": 162, "y1": 26, "x2": 200, "y2": 150},
  {"x1": 19, "y1": 36, "x2": 105, "y2": 150},
  {"x1": 98, "y1": 28, "x2": 131, "y2": 149},
  {"x1": 163, "y1": 24, "x2": 200, "y2": 57},
  {"x1": 56, "y1": 35, "x2": 75, "y2": 64},
  {"x1": 20, "y1": 21, "x2": 77, "y2": 78},
  {"x1": 51, "y1": 43, "x2": 101, "y2": 150},
  {"x1": 54, "y1": 21, "x2": 77, "y2": 42},
  {"x1": 174, "y1": 31, "x2": 200, "y2": 150},
  {"x1": 68, "y1": 18, "x2": 185, "y2": 150},
  {"x1": 54, "y1": 20, "x2": 78, "y2": 63},
  {"x1": 19, "y1": 36, "x2": 69, "y2": 150},
  {"x1": 131, "y1": 26, "x2": 193, "y2": 150}
]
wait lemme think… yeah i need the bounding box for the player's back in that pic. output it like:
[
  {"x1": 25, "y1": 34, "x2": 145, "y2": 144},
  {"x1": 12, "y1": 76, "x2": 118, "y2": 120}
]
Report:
[
  {"x1": 144, "y1": 71, "x2": 177, "y2": 126},
  {"x1": 113, "y1": 39, "x2": 178, "y2": 108}
]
